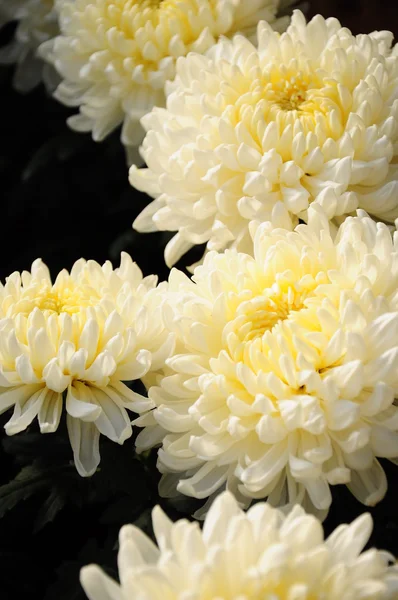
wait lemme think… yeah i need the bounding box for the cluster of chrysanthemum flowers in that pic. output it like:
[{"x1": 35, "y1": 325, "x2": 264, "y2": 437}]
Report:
[{"x1": 2, "y1": 1, "x2": 398, "y2": 597}]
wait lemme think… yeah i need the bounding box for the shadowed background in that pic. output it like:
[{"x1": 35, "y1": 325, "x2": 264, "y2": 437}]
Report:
[{"x1": 0, "y1": 1, "x2": 398, "y2": 598}]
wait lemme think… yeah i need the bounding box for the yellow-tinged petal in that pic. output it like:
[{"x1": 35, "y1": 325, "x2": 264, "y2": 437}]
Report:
[
  {"x1": 0, "y1": 252, "x2": 172, "y2": 476},
  {"x1": 80, "y1": 492, "x2": 398, "y2": 600},
  {"x1": 135, "y1": 210, "x2": 398, "y2": 515},
  {"x1": 39, "y1": 0, "x2": 296, "y2": 156},
  {"x1": 131, "y1": 11, "x2": 398, "y2": 264}
]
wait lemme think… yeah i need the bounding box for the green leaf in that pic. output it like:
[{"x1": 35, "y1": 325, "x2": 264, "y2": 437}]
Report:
[
  {"x1": 0, "y1": 464, "x2": 48, "y2": 518},
  {"x1": 0, "y1": 462, "x2": 69, "y2": 519},
  {"x1": 33, "y1": 488, "x2": 66, "y2": 533}
]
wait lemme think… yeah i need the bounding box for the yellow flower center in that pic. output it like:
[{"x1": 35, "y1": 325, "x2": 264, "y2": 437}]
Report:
[
  {"x1": 218, "y1": 272, "x2": 333, "y2": 373},
  {"x1": 199, "y1": 577, "x2": 322, "y2": 600},
  {"x1": 266, "y1": 72, "x2": 310, "y2": 111},
  {"x1": 35, "y1": 287, "x2": 98, "y2": 315},
  {"x1": 233, "y1": 64, "x2": 341, "y2": 137},
  {"x1": 10, "y1": 280, "x2": 101, "y2": 317},
  {"x1": 236, "y1": 284, "x2": 309, "y2": 342}
]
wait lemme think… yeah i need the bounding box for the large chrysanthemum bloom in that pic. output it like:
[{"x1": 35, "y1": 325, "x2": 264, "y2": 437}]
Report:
[
  {"x1": 80, "y1": 492, "x2": 398, "y2": 600},
  {"x1": 132, "y1": 209, "x2": 398, "y2": 517},
  {"x1": 0, "y1": 253, "x2": 174, "y2": 476},
  {"x1": 38, "y1": 0, "x2": 294, "y2": 159},
  {"x1": 0, "y1": 0, "x2": 59, "y2": 92},
  {"x1": 131, "y1": 11, "x2": 398, "y2": 267}
]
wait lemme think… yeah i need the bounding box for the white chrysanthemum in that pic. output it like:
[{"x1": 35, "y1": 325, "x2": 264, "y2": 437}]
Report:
[
  {"x1": 0, "y1": 0, "x2": 59, "y2": 92},
  {"x1": 131, "y1": 11, "x2": 398, "y2": 267},
  {"x1": 80, "y1": 491, "x2": 398, "y2": 600},
  {"x1": 38, "y1": 0, "x2": 294, "y2": 157},
  {"x1": 0, "y1": 253, "x2": 174, "y2": 476},
  {"x1": 131, "y1": 208, "x2": 398, "y2": 517}
]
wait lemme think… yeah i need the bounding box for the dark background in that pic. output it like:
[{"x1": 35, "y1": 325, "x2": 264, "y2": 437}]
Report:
[{"x1": 1, "y1": 1, "x2": 398, "y2": 598}]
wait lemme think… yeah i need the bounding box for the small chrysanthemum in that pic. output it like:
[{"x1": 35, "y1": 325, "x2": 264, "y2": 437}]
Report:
[
  {"x1": 131, "y1": 11, "x2": 398, "y2": 267},
  {"x1": 38, "y1": 0, "x2": 293, "y2": 157},
  {"x1": 80, "y1": 491, "x2": 398, "y2": 600},
  {"x1": 0, "y1": 253, "x2": 174, "y2": 476},
  {"x1": 0, "y1": 0, "x2": 59, "y2": 92},
  {"x1": 132, "y1": 209, "x2": 398, "y2": 517}
]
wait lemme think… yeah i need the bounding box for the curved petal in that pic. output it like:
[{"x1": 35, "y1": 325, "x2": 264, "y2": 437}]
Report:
[
  {"x1": 5, "y1": 386, "x2": 48, "y2": 435},
  {"x1": 347, "y1": 460, "x2": 388, "y2": 506},
  {"x1": 66, "y1": 415, "x2": 101, "y2": 477},
  {"x1": 0, "y1": 384, "x2": 43, "y2": 416},
  {"x1": 114, "y1": 349, "x2": 152, "y2": 381},
  {"x1": 66, "y1": 383, "x2": 102, "y2": 422},
  {"x1": 118, "y1": 524, "x2": 160, "y2": 580},
  {"x1": 91, "y1": 387, "x2": 132, "y2": 444},
  {"x1": 38, "y1": 390, "x2": 63, "y2": 433},
  {"x1": 80, "y1": 565, "x2": 122, "y2": 600}
]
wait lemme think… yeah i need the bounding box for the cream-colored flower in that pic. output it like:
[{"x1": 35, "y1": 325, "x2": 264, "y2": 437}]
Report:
[
  {"x1": 38, "y1": 0, "x2": 294, "y2": 157},
  {"x1": 131, "y1": 11, "x2": 398, "y2": 267},
  {"x1": 132, "y1": 209, "x2": 398, "y2": 517},
  {"x1": 0, "y1": 0, "x2": 59, "y2": 92},
  {"x1": 80, "y1": 491, "x2": 398, "y2": 600},
  {"x1": 0, "y1": 253, "x2": 174, "y2": 476}
]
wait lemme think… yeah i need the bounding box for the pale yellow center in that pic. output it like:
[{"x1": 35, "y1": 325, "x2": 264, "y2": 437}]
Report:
[
  {"x1": 34, "y1": 287, "x2": 98, "y2": 314},
  {"x1": 266, "y1": 73, "x2": 309, "y2": 111},
  {"x1": 225, "y1": 61, "x2": 347, "y2": 142},
  {"x1": 11, "y1": 281, "x2": 101, "y2": 317},
  {"x1": 237, "y1": 285, "x2": 309, "y2": 342},
  {"x1": 93, "y1": 0, "x2": 205, "y2": 29},
  {"x1": 199, "y1": 577, "x2": 321, "y2": 600}
]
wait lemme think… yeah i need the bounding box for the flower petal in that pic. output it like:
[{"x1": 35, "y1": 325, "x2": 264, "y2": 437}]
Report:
[{"x1": 67, "y1": 415, "x2": 101, "y2": 477}]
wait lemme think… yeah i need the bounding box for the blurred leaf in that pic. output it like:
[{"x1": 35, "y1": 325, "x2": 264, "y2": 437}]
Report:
[
  {"x1": 22, "y1": 138, "x2": 59, "y2": 180},
  {"x1": 55, "y1": 132, "x2": 90, "y2": 162},
  {"x1": 1, "y1": 422, "x2": 157, "y2": 519},
  {"x1": 131, "y1": 507, "x2": 153, "y2": 537},
  {"x1": 109, "y1": 229, "x2": 135, "y2": 260},
  {"x1": 0, "y1": 462, "x2": 69, "y2": 519},
  {"x1": 22, "y1": 133, "x2": 90, "y2": 180},
  {"x1": 33, "y1": 489, "x2": 66, "y2": 533}
]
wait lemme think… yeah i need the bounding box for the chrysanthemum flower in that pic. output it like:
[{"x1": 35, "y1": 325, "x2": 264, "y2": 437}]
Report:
[
  {"x1": 0, "y1": 0, "x2": 59, "y2": 92},
  {"x1": 38, "y1": 0, "x2": 294, "y2": 156},
  {"x1": 132, "y1": 209, "x2": 398, "y2": 516},
  {"x1": 131, "y1": 11, "x2": 398, "y2": 267},
  {"x1": 80, "y1": 491, "x2": 398, "y2": 600},
  {"x1": 0, "y1": 253, "x2": 174, "y2": 476}
]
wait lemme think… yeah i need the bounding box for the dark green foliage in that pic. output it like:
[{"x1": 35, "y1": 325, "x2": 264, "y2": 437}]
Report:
[{"x1": 0, "y1": 462, "x2": 69, "y2": 522}]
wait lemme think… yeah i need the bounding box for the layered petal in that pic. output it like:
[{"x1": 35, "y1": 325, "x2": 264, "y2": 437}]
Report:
[
  {"x1": 131, "y1": 11, "x2": 398, "y2": 264},
  {"x1": 39, "y1": 0, "x2": 295, "y2": 156},
  {"x1": 80, "y1": 492, "x2": 398, "y2": 600},
  {"x1": 0, "y1": 253, "x2": 172, "y2": 476},
  {"x1": 134, "y1": 210, "x2": 398, "y2": 515}
]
